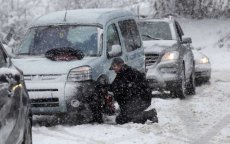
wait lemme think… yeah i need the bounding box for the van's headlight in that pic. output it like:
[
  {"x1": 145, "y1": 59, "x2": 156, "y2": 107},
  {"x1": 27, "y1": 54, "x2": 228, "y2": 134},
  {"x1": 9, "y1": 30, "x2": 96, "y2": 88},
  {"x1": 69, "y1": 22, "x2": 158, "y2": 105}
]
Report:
[
  {"x1": 67, "y1": 66, "x2": 92, "y2": 82},
  {"x1": 197, "y1": 57, "x2": 209, "y2": 64},
  {"x1": 161, "y1": 51, "x2": 179, "y2": 61}
]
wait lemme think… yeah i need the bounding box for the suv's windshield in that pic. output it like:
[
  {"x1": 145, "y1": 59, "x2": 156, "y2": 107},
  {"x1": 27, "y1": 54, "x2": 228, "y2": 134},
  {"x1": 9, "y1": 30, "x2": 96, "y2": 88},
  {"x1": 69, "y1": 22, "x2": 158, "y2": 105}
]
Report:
[
  {"x1": 19, "y1": 25, "x2": 102, "y2": 56},
  {"x1": 138, "y1": 21, "x2": 172, "y2": 40}
]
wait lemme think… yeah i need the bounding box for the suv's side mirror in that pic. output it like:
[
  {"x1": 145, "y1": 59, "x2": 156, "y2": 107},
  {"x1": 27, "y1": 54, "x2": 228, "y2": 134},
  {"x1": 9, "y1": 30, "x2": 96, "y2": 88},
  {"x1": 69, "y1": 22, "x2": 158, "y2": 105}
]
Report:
[
  {"x1": 108, "y1": 45, "x2": 122, "y2": 58},
  {"x1": 181, "y1": 37, "x2": 192, "y2": 44}
]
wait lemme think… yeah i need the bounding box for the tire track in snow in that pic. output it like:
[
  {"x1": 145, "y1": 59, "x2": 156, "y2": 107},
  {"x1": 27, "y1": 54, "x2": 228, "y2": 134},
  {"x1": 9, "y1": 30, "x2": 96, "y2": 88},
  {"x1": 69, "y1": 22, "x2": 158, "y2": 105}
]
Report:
[
  {"x1": 173, "y1": 99, "x2": 199, "y2": 143},
  {"x1": 192, "y1": 114, "x2": 230, "y2": 144},
  {"x1": 54, "y1": 128, "x2": 106, "y2": 144},
  {"x1": 33, "y1": 126, "x2": 106, "y2": 144},
  {"x1": 102, "y1": 125, "x2": 190, "y2": 144},
  {"x1": 170, "y1": 81, "x2": 217, "y2": 143}
]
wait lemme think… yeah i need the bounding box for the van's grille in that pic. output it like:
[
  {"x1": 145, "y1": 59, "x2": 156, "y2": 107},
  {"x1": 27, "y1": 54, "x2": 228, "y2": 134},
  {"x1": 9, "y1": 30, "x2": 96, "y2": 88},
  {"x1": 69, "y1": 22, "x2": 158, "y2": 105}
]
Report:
[
  {"x1": 145, "y1": 54, "x2": 159, "y2": 66},
  {"x1": 31, "y1": 98, "x2": 59, "y2": 107},
  {"x1": 24, "y1": 74, "x2": 62, "y2": 81}
]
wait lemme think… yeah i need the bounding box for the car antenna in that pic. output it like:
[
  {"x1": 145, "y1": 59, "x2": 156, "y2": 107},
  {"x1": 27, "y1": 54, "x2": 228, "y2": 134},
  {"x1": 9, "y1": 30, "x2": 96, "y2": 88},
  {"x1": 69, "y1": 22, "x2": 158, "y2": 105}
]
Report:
[{"x1": 64, "y1": 0, "x2": 70, "y2": 22}]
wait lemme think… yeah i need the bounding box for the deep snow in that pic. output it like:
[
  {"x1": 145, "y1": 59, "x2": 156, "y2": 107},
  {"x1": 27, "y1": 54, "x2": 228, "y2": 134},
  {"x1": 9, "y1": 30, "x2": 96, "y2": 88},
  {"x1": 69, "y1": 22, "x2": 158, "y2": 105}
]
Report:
[{"x1": 32, "y1": 19, "x2": 230, "y2": 144}]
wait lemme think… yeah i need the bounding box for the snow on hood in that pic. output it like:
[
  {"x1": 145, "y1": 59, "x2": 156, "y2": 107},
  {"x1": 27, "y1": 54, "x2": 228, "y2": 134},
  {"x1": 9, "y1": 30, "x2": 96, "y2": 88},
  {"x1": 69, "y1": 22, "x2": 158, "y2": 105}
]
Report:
[
  {"x1": 143, "y1": 40, "x2": 177, "y2": 54},
  {"x1": 12, "y1": 56, "x2": 97, "y2": 75}
]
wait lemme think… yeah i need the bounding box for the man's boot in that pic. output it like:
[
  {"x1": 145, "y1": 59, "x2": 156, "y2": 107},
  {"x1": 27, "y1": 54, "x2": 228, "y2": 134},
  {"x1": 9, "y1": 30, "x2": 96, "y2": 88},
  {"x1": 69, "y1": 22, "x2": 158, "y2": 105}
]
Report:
[{"x1": 144, "y1": 108, "x2": 158, "y2": 123}]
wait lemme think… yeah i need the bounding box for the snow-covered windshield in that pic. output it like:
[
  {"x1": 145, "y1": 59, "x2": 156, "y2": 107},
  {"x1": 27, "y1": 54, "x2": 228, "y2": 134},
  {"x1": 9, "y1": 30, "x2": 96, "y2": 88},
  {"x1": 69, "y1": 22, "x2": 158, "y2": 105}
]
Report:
[
  {"x1": 18, "y1": 25, "x2": 102, "y2": 56},
  {"x1": 138, "y1": 21, "x2": 172, "y2": 40}
]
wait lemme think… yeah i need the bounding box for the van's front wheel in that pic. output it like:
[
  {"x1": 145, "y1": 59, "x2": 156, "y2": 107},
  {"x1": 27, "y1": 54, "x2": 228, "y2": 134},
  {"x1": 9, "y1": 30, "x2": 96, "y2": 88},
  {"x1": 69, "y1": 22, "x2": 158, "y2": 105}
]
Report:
[{"x1": 89, "y1": 88, "x2": 104, "y2": 123}]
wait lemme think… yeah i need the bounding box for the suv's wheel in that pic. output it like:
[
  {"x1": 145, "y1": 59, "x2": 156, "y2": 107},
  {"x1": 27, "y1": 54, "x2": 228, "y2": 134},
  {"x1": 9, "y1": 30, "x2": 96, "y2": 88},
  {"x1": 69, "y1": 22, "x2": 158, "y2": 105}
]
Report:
[
  {"x1": 186, "y1": 67, "x2": 196, "y2": 95},
  {"x1": 22, "y1": 117, "x2": 32, "y2": 144},
  {"x1": 171, "y1": 65, "x2": 187, "y2": 99},
  {"x1": 197, "y1": 77, "x2": 210, "y2": 85}
]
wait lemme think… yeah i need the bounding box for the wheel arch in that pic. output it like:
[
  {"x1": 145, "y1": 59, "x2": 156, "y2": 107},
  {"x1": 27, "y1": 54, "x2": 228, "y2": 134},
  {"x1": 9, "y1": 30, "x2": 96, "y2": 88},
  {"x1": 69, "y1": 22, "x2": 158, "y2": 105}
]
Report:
[{"x1": 96, "y1": 74, "x2": 109, "y2": 85}]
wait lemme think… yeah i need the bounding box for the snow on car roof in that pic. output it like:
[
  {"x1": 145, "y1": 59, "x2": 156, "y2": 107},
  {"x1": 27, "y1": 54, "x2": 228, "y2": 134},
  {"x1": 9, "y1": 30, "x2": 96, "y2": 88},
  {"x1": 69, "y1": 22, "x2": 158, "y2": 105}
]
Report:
[{"x1": 30, "y1": 9, "x2": 134, "y2": 28}]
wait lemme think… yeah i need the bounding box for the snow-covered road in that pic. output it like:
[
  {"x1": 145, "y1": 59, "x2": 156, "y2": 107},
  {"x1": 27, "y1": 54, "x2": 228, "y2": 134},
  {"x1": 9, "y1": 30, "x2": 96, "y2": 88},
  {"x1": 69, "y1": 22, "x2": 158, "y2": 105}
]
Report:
[
  {"x1": 32, "y1": 19, "x2": 230, "y2": 144},
  {"x1": 32, "y1": 73, "x2": 230, "y2": 144}
]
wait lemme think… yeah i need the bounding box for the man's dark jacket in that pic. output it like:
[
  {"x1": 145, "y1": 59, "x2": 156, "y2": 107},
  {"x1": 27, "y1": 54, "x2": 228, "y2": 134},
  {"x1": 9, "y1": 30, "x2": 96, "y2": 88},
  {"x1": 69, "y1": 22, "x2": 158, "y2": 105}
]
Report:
[{"x1": 110, "y1": 64, "x2": 152, "y2": 116}]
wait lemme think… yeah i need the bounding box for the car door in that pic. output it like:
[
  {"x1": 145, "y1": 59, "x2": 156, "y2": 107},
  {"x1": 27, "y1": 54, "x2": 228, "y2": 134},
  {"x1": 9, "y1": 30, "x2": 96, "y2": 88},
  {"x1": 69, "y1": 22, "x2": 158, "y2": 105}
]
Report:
[
  {"x1": 0, "y1": 77, "x2": 13, "y2": 144},
  {"x1": 105, "y1": 23, "x2": 123, "y2": 83},
  {"x1": 6, "y1": 80, "x2": 27, "y2": 144},
  {"x1": 118, "y1": 19, "x2": 145, "y2": 72},
  {"x1": 0, "y1": 45, "x2": 22, "y2": 144},
  {"x1": 0, "y1": 47, "x2": 17, "y2": 143}
]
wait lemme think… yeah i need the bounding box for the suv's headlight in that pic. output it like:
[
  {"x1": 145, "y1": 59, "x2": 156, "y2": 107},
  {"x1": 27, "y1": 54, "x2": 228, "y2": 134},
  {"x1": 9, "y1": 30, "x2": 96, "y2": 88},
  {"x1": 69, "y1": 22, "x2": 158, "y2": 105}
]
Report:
[
  {"x1": 196, "y1": 57, "x2": 209, "y2": 64},
  {"x1": 161, "y1": 51, "x2": 179, "y2": 61},
  {"x1": 67, "y1": 66, "x2": 92, "y2": 82}
]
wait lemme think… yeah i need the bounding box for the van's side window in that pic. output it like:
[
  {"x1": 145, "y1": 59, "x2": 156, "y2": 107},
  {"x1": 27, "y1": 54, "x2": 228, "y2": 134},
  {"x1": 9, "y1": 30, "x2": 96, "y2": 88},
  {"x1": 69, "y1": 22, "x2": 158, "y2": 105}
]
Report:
[
  {"x1": 118, "y1": 19, "x2": 141, "y2": 52},
  {"x1": 106, "y1": 24, "x2": 121, "y2": 53}
]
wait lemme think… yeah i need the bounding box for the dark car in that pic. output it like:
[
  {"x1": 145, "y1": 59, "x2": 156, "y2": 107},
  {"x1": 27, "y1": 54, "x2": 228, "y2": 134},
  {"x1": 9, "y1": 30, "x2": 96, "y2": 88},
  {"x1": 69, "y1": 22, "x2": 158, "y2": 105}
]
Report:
[
  {"x1": 138, "y1": 18, "x2": 195, "y2": 99},
  {"x1": 0, "y1": 42, "x2": 32, "y2": 144}
]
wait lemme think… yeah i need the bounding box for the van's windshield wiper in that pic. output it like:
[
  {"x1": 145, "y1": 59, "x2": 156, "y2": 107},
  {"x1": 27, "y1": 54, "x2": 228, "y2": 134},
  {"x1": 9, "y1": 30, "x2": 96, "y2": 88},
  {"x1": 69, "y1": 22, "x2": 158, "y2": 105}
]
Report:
[
  {"x1": 18, "y1": 53, "x2": 37, "y2": 55},
  {"x1": 142, "y1": 34, "x2": 162, "y2": 40}
]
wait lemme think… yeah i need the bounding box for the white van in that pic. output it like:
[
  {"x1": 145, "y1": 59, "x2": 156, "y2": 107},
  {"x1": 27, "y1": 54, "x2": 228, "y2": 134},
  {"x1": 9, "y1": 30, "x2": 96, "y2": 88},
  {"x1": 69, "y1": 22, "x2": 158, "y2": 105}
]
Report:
[{"x1": 12, "y1": 9, "x2": 145, "y2": 119}]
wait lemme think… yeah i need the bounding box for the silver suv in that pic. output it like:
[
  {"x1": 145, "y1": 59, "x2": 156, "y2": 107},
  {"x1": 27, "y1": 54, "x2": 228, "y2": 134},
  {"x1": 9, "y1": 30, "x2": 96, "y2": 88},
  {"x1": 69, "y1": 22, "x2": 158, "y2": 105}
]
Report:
[
  {"x1": 138, "y1": 18, "x2": 195, "y2": 99},
  {"x1": 12, "y1": 9, "x2": 145, "y2": 120}
]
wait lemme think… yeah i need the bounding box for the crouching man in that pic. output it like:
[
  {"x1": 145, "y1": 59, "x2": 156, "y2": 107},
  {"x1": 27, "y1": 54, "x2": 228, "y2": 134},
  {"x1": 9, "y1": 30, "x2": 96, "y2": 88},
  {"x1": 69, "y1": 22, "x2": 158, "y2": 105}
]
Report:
[{"x1": 109, "y1": 58, "x2": 158, "y2": 124}]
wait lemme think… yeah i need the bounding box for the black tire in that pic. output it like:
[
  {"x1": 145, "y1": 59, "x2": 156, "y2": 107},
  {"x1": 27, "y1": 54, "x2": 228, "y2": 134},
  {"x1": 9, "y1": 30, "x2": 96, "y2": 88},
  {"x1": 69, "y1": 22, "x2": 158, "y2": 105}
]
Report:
[
  {"x1": 89, "y1": 79, "x2": 107, "y2": 123},
  {"x1": 201, "y1": 77, "x2": 210, "y2": 83},
  {"x1": 186, "y1": 67, "x2": 196, "y2": 95},
  {"x1": 22, "y1": 118, "x2": 32, "y2": 144},
  {"x1": 195, "y1": 77, "x2": 210, "y2": 85},
  {"x1": 88, "y1": 76, "x2": 111, "y2": 123},
  {"x1": 171, "y1": 65, "x2": 187, "y2": 99}
]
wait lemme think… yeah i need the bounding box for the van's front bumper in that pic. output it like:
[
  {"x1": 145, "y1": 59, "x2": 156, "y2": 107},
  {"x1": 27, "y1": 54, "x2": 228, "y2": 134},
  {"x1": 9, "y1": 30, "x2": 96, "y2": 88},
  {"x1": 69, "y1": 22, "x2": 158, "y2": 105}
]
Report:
[
  {"x1": 27, "y1": 80, "x2": 96, "y2": 115},
  {"x1": 146, "y1": 60, "x2": 181, "y2": 91}
]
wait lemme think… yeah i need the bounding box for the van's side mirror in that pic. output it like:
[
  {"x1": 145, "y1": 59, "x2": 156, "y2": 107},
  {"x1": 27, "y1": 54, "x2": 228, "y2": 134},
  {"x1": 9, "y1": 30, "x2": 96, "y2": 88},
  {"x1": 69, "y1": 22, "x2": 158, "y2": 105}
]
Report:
[
  {"x1": 108, "y1": 45, "x2": 122, "y2": 58},
  {"x1": 181, "y1": 37, "x2": 192, "y2": 44}
]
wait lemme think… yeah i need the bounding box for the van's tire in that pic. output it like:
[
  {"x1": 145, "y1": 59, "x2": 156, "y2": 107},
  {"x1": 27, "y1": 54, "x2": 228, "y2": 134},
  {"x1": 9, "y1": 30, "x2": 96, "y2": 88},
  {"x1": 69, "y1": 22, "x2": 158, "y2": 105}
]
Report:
[
  {"x1": 171, "y1": 65, "x2": 187, "y2": 99},
  {"x1": 22, "y1": 117, "x2": 32, "y2": 144},
  {"x1": 186, "y1": 67, "x2": 196, "y2": 95}
]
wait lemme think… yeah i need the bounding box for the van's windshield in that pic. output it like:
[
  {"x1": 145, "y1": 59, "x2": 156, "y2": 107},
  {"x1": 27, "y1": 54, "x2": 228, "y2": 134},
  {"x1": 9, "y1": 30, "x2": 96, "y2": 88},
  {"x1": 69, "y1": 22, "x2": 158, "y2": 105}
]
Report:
[{"x1": 18, "y1": 25, "x2": 102, "y2": 56}]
